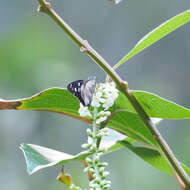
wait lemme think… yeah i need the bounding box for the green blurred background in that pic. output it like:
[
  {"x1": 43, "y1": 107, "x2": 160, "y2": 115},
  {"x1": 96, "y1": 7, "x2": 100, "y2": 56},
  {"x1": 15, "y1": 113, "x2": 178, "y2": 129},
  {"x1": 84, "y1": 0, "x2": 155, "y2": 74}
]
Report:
[{"x1": 0, "y1": 0, "x2": 190, "y2": 189}]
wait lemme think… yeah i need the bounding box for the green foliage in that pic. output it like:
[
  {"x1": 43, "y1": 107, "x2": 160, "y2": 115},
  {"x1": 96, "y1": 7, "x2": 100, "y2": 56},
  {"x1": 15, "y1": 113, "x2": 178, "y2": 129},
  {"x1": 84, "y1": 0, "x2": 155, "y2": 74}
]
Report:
[
  {"x1": 2, "y1": 88, "x2": 190, "y2": 149},
  {"x1": 132, "y1": 91, "x2": 190, "y2": 119},
  {"x1": 20, "y1": 138, "x2": 190, "y2": 178},
  {"x1": 114, "y1": 9, "x2": 190, "y2": 69},
  {"x1": 119, "y1": 140, "x2": 173, "y2": 175},
  {"x1": 20, "y1": 144, "x2": 91, "y2": 175},
  {"x1": 4, "y1": 87, "x2": 187, "y2": 177},
  {"x1": 1, "y1": 3, "x2": 190, "y2": 189},
  {"x1": 2, "y1": 88, "x2": 190, "y2": 120},
  {"x1": 20, "y1": 88, "x2": 80, "y2": 116},
  {"x1": 107, "y1": 111, "x2": 159, "y2": 147}
]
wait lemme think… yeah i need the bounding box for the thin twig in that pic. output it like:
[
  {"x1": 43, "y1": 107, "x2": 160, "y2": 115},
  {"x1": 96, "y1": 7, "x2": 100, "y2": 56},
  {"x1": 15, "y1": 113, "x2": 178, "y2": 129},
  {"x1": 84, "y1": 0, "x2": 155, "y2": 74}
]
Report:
[
  {"x1": 36, "y1": 0, "x2": 190, "y2": 188},
  {"x1": 173, "y1": 170, "x2": 186, "y2": 190}
]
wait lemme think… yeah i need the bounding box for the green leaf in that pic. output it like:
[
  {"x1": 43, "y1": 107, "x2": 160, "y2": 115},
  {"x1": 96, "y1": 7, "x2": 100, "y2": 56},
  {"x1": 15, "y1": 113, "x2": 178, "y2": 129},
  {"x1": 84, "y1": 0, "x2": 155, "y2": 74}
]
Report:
[
  {"x1": 107, "y1": 137, "x2": 136, "y2": 153},
  {"x1": 20, "y1": 140, "x2": 190, "y2": 178},
  {"x1": 1, "y1": 87, "x2": 190, "y2": 148},
  {"x1": 20, "y1": 144, "x2": 91, "y2": 175},
  {"x1": 0, "y1": 88, "x2": 91, "y2": 124},
  {"x1": 19, "y1": 88, "x2": 79, "y2": 116},
  {"x1": 107, "y1": 138, "x2": 190, "y2": 177},
  {"x1": 114, "y1": 9, "x2": 190, "y2": 69},
  {"x1": 1, "y1": 87, "x2": 190, "y2": 149},
  {"x1": 107, "y1": 111, "x2": 159, "y2": 147},
  {"x1": 113, "y1": 92, "x2": 135, "y2": 112},
  {"x1": 112, "y1": 90, "x2": 190, "y2": 119},
  {"x1": 1, "y1": 88, "x2": 190, "y2": 120},
  {"x1": 119, "y1": 140, "x2": 172, "y2": 175},
  {"x1": 132, "y1": 90, "x2": 190, "y2": 119},
  {"x1": 0, "y1": 88, "x2": 160, "y2": 148}
]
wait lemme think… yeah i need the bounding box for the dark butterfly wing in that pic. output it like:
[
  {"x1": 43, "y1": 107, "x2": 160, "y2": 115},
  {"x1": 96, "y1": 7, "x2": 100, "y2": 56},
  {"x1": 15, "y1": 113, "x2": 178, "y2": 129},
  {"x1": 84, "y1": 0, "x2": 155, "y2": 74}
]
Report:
[
  {"x1": 67, "y1": 77, "x2": 96, "y2": 106},
  {"x1": 81, "y1": 78, "x2": 96, "y2": 106},
  {"x1": 67, "y1": 80, "x2": 85, "y2": 106}
]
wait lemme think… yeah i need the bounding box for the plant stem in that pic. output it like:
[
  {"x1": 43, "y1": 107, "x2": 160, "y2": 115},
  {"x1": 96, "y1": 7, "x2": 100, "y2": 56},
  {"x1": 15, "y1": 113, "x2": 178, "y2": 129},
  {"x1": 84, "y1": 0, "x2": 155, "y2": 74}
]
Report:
[
  {"x1": 96, "y1": 125, "x2": 104, "y2": 148},
  {"x1": 37, "y1": 0, "x2": 124, "y2": 89},
  {"x1": 36, "y1": 0, "x2": 190, "y2": 188},
  {"x1": 125, "y1": 91, "x2": 190, "y2": 189},
  {"x1": 93, "y1": 107, "x2": 98, "y2": 146},
  {"x1": 92, "y1": 108, "x2": 103, "y2": 185}
]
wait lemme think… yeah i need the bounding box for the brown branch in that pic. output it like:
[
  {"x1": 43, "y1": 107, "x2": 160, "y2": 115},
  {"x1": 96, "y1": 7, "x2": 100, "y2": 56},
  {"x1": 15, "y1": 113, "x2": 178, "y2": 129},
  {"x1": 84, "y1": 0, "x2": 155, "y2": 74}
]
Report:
[{"x1": 35, "y1": 0, "x2": 190, "y2": 188}]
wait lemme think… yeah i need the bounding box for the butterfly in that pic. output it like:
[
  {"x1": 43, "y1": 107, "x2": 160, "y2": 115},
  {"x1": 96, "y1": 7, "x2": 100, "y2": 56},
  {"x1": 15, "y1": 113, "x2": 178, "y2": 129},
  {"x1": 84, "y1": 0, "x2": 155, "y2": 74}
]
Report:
[{"x1": 67, "y1": 76, "x2": 96, "y2": 106}]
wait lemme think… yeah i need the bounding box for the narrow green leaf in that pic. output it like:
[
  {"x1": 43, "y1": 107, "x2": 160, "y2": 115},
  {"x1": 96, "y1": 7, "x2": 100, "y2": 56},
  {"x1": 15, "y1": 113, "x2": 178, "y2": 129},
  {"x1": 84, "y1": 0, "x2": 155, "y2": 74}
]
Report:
[
  {"x1": 132, "y1": 90, "x2": 190, "y2": 119},
  {"x1": 20, "y1": 144, "x2": 91, "y2": 175},
  {"x1": 114, "y1": 9, "x2": 190, "y2": 69}
]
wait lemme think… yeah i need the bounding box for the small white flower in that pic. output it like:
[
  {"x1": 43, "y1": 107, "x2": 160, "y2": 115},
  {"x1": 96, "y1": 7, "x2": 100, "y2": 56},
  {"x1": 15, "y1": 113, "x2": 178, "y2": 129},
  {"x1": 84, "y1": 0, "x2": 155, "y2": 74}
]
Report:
[
  {"x1": 98, "y1": 110, "x2": 111, "y2": 117},
  {"x1": 98, "y1": 83, "x2": 106, "y2": 90},
  {"x1": 103, "y1": 184, "x2": 111, "y2": 189},
  {"x1": 96, "y1": 91, "x2": 103, "y2": 97},
  {"x1": 78, "y1": 103, "x2": 92, "y2": 117},
  {"x1": 91, "y1": 91, "x2": 104, "y2": 107},
  {"x1": 88, "y1": 136, "x2": 93, "y2": 145},
  {"x1": 102, "y1": 171, "x2": 110, "y2": 177},
  {"x1": 99, "y1": 82, "x2": 119, "y2": 110},
  {"x1": 102, "y1": 87, "x2": 111, "y2": 94},
  {"x1": 91, "y1": 98, "x2": 100, "y2": 107},
  {"x1": 104, "y1": 90, "x2": 118, "y2": 100},
  {"x1": 83, "y1": 167, "x2": 89, "y2": 173},
  {"x1": 90, "y1": 183, "x2": 99, "y2": 188},
  {"x1": 81, "y1": 143, "x2": 90, "y2": 149},
  {"x1": 103, "y1": 98, "x2": 115, "y2": 110},
  {"x1": 96, "y1": 116, "x2": 107, "y2": 124},
  {"x1": 85, "y1": 157, "x2": 92, "y2": 163},
  {"x1": 99, "y1": 167, "x2": 105, "y2": 172}
]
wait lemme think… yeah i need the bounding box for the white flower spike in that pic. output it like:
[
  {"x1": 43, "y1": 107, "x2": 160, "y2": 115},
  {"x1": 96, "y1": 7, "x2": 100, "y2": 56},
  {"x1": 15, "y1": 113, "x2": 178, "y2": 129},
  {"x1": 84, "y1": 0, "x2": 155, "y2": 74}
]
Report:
[{"x1": 78, "y1": 81, "x2": 119, "y2": 124}]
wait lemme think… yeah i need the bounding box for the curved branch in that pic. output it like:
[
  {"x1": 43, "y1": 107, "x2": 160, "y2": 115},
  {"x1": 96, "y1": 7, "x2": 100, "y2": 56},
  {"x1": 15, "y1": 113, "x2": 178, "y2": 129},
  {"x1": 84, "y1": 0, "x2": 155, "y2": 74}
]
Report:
[{"x1": 35, "y1": 1, "x2": 190, "y2": 188}]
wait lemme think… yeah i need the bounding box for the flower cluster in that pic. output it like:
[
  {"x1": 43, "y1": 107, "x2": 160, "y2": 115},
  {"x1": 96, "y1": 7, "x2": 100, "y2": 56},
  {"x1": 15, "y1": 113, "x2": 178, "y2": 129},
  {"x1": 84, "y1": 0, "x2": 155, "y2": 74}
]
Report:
[
  {"x1": 82, "y1": 128, "x2": 111, "y2": 190},
  {"x1": 79, "y1": 82, "x2": 118, "y2": 190},
  {"x1": 91, "y1": 82, "x2": 119, "y2": 109},
  {"x1": 78, "y1": 82, "x2": 119, "y2": 124}
]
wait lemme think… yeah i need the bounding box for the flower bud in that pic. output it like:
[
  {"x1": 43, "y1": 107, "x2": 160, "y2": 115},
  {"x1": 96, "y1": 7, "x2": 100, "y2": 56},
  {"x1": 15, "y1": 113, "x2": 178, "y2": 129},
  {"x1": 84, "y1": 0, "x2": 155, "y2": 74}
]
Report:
[
  {"x1": 103, "y1": 171, "x2": 109, "y2": 177},
  {"x1": 85, "y1": 157, "x2": 92, "y2": 163},
  {"x1": 87, "y1": 128, "x2": 93, "y2": 137},
  {"x1": 81, "y1": 143, "x2": 90, "y2": 149}
]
